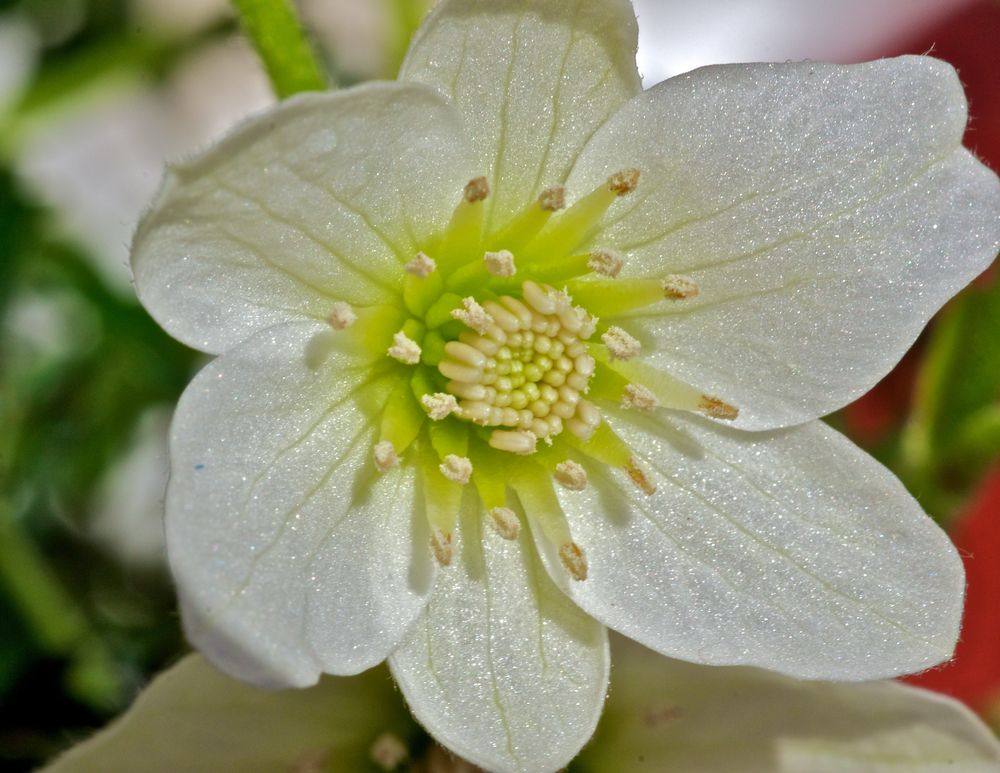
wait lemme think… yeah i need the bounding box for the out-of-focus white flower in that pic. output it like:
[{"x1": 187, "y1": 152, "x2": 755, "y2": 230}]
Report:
[
  {"x1": 89, "y1": 406, "x2": 173, "y2": 570},
  {"x1": 130, "y1": 0, "x2": 1000, "y2": 769},
  {"x1": 632, "y1": 0, "x2": 978, "y2": 83},
  {"x1": 0, "y1": 14, "x2": 39, "y2": 115},
  {"x1": 42, "y1": 636, "x2": 1000, "y2": 772}
]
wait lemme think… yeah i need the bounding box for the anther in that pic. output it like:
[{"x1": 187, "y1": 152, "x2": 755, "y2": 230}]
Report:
[
  {"x1": 602, "y1": 326, "x2": 642, "y2": 361},
  {"x1": 439, "y1": 454, "x2": 473, "y2": 484},
  {"x1": 626, "y1": 457, "x2": 656, "y2": 495},
  {"x1": 369, "y1": 733, "x2": 408, "y2": 771},
  {"x1": 421, "y1": 392, "x2": 460, "y2": 420},
  {"x1": 699, "y1": 395, "x2": 739, "y2": 420},
  {"x1": 554, "y1": 460, "x2": 588, "y2": 491},
  {"x1": 451, "y1": 297, "x2": 494, "y2": 334},
  {"x1": 464, "y1": 176, "x2": 490, "y2": 203},
  {"x1": 387, "y1": 330, "x2": 421, "y2": 364},
  {"x1": 430, "y1": 529, "x2": 453, "y2": 566},
  {"x1": 588, "y1": 249, "x2": 624, "y2": 278},
  {"x1": 405, "y1": 251, "x2": 436, "y2": 278},
  {"x1": 489, "y1": 507, "x2": 521, "y2": 540},
  {"x1": 489, "y1": 429, "x2": 537, "y2": 455},
  {"x1": 622, "y1": 383, "x2": 659, "y2": 411},
  {"x1": 373, "y1": 441, "x2": 399, "y2": 472},
  {"x1": 326, "y1": 301, "x2": 357, "y2": 330},
  {"x1": 661, "y1": 274, "x2": 699, "y2": 300},
  {"x1": 559, "y1": 542, "x2": 589, "y2": 581},
  {"x1": 608, "y1": 168, "x2": 640, "y2": 196},
  {"x1": 484, "y1": 249, "x2": 516, "y2": 277},
  {"x1": 539, "y1": 186, "x2": 566, "y2": 211}
]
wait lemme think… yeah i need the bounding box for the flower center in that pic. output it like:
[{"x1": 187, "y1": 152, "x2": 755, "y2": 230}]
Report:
[{"x1": 438, "y1": 281, "x2": 600, "y2": 452}]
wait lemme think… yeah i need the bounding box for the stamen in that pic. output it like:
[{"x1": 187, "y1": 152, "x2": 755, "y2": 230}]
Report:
[
  {"x1": 559, "y1": 542, "x2": 589, "y2": 581},
  {"x1": 370, "y1": 733, "x2": 408, "y2": 771},
  {"x1": 539, "y1": 186, "x2": 566, "y2": 212},
  {"x1": 488, "y1": 507, "x2": 521, "y2": 540},
  {"x1": 489, "y1": 429, "x2": 537, "y2": 455},
  {"x1": 430, "y1": 529, "x2": 454, "y2": 566},
  {"x1": 326, "y1": 301, "x2": 356, "y2": 330},
  {"x1": 626, "y1": 456, "x2": 656, "y2": 495},
  {"x1": 607, "y1": 168, "x2": 640, "y2": 195},
  {"x1": 451, "y1": 297, "x2": 494, "y2": 334},
  {"x1": 405, "y1": 251, "x2": 436, "y2": 278},
  {"x1": 588, "y1": 249, "x2": 624, "y2": 278},
  {"x1": 484, "y1": 249, "x2": 516, "y2": 277},
  {"x1": 387, "y1": 330, "x2": 421, "y2": 364},
  {"x1": 699, "y1": 395, "x2": 739, "y2": 420},
  {"x1": 661, "y1": 274, "x2": 699, "y2": 300},
  {"x1": 373, "y1": 441, "x2": 399, "y2": 472},
  {"x1": 421, "y1": 392, "x2": 460, "y2": 420},
  {"x1": 622, "y1": 383, "x2": 659, "y2": 411},
  {"x1": 464, "y1": 176, "x2": 490, "y2": 203},
  {"x1": 602, "y1": 326, "x2": 641, "y2": 361},
  {"x1": 554, "y1": 460, "x2": 588, "y2": 491},
  {"x1": 439, "y1": 454, "x2": 473, "y2": 484}
]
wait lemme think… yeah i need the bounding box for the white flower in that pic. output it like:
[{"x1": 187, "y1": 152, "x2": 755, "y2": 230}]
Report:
[
  {"x1": 41, "y1": 636, "x2": 1000, "y2": 772},
  {"x1": 131, "y1": 1, "x2": 1000, "y2": 770}
]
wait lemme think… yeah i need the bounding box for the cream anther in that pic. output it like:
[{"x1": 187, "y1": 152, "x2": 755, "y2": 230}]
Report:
[
  {"x1": 421, "y1": 392, "x2": 460, "y2": 420},
  {"x1": 559, "y1": 543, "x2": 588, "y2": 581},
  {"x1": 440, "y1": 454, "x2": 473, "y2": 484},
  {"x1": 484, "y1": 249, "x2": 516, "y2": 277},
  {"x1": 387, "y1": 330, "x2": 421, "y2": 364},
  {"x1": 608, "y1": 168, "x2": 640, "y2": 195},
  {"x1": 464, "y1": 176, "x2": 490, "y2": 203},
  {"x1": 430, "y1": 529, "x2": 453, "y2": 566},
  {"x1": 489, "y1": 507, "x2": 521, "y2": 540},
  {"x1": 588, "y1": 249, "x2": 624, "y2": 278},
  {"x1": 626, "y1": 457, "x2": 656, "y2": 496},
  {"x1": 373, "y1": 441, "x2": 399, "y2": 472},
  {"x1": 405, "y1": 251, "x2": 436, "y2": 278},
  {"x1": 522, "y1": 281, "x2": 557, "y2": 314},
  {"x1": 327, "y1": 301, "x2": 357, "y2": 330},
  {"x1": 602, "y1": 326, "x2": 641, "y2": 361},
  {"x1": 539, "y1": 186, "x2": 566, "y2": 212},
  {"x1": 661, "y1": 274, "x2": 699, "y2": 300},
  {"x1": 622, "y1": 383, "x2": 659, "y2": 411},
  {"x1": 489, "y1": 429, "x2": 537, "y2": 455},
  {"x1": 451, "y1": 297, "x2": 494, "y2": 334},
  {"x1": 699, "y1": 395, "x2": 739, "y2": 420},
  {"x1": 370, "y1": 733, "x2": 408, "y2": 771},
  {"x1": 554, "y1": 460, "x2": 588, "y2": 491}
]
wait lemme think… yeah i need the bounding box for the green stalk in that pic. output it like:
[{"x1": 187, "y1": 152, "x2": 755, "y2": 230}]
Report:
[{"x1": 230, "y1": 0, "x2": 327, "y2": 98}]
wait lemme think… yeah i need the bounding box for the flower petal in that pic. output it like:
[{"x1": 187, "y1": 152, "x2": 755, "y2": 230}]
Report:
[
  {"x1": 537, "y1": 411, "x2": 963, "y2": 681},
  {"x1": 399, "y1": 0, "x2": 641, "y2": 229},
  {"x1": 168, "y1": 321, "x2": 433, "y2": 688},
  {"x1": 43, "y1": 656, "x2": 417, "y2": 773},
  {"x1": 575, "y1": 636, "x2": 1000, "y2": 773},
  {"x1": 389, "y1": 496, "x2": 608, "y2": 773},
  {"x1": 133, "y1": 81, "x2": 475, "y2": 354},
  {"x1": 568, "y1": 56, "x2": 1000, "y2": 429}
]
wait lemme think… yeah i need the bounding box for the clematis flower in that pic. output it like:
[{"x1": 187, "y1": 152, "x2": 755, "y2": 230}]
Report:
[
  {"x1": 131, "y1": 0, "x2": 1000, "y2": 770},
  {"x1": 42, "y1": 636, "x2": 1000, "y2": 772}
]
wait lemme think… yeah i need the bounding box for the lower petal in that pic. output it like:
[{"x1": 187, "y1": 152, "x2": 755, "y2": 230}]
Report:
[
  {"x1": 389, "y1": 495, "x2": 608, "y2": 773},
  {"x1": 537, "y1": 411, "x2": 963, "y2": 681}
]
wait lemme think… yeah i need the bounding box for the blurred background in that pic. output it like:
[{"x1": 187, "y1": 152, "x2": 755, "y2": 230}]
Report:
[{"x1": 0, "y1": 0, "x2": 997, "y2": 768}]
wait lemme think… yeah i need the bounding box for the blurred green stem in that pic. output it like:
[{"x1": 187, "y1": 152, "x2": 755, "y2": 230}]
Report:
[{"x1": 230, "y1": 0, "x2": 327, "y2": 98}]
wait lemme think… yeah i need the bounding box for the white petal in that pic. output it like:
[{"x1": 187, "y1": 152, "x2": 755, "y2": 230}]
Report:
[
  {"x1": 389, "y1": 496, "x2": 608, "y2": 773},
  {"x1": 42, "y1": 656, "x2": 417, "y2": 773},
  {"x1": 568, "y1": 57, "x2": 1000, "y2": 429},
  {"x1": 537, "y1": 411, "x2": 963, "y2": 681},
  {"x1": 133, "y1": 81, "x2": 475, "y2": 354},
  {"x1": 168, "y1": 322, "x2": 433, "y2": 687},
  {"x1": 400, "y1": 0, "x2": 641, "y2": 228},
  {"x1": 575, "y1": 637, "x2": 1000, "y2": 773}
]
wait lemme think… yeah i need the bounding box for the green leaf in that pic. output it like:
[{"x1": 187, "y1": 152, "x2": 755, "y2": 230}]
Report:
[{"x1": 230, "y1": 0, "x2": 327, "y2": 98}]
